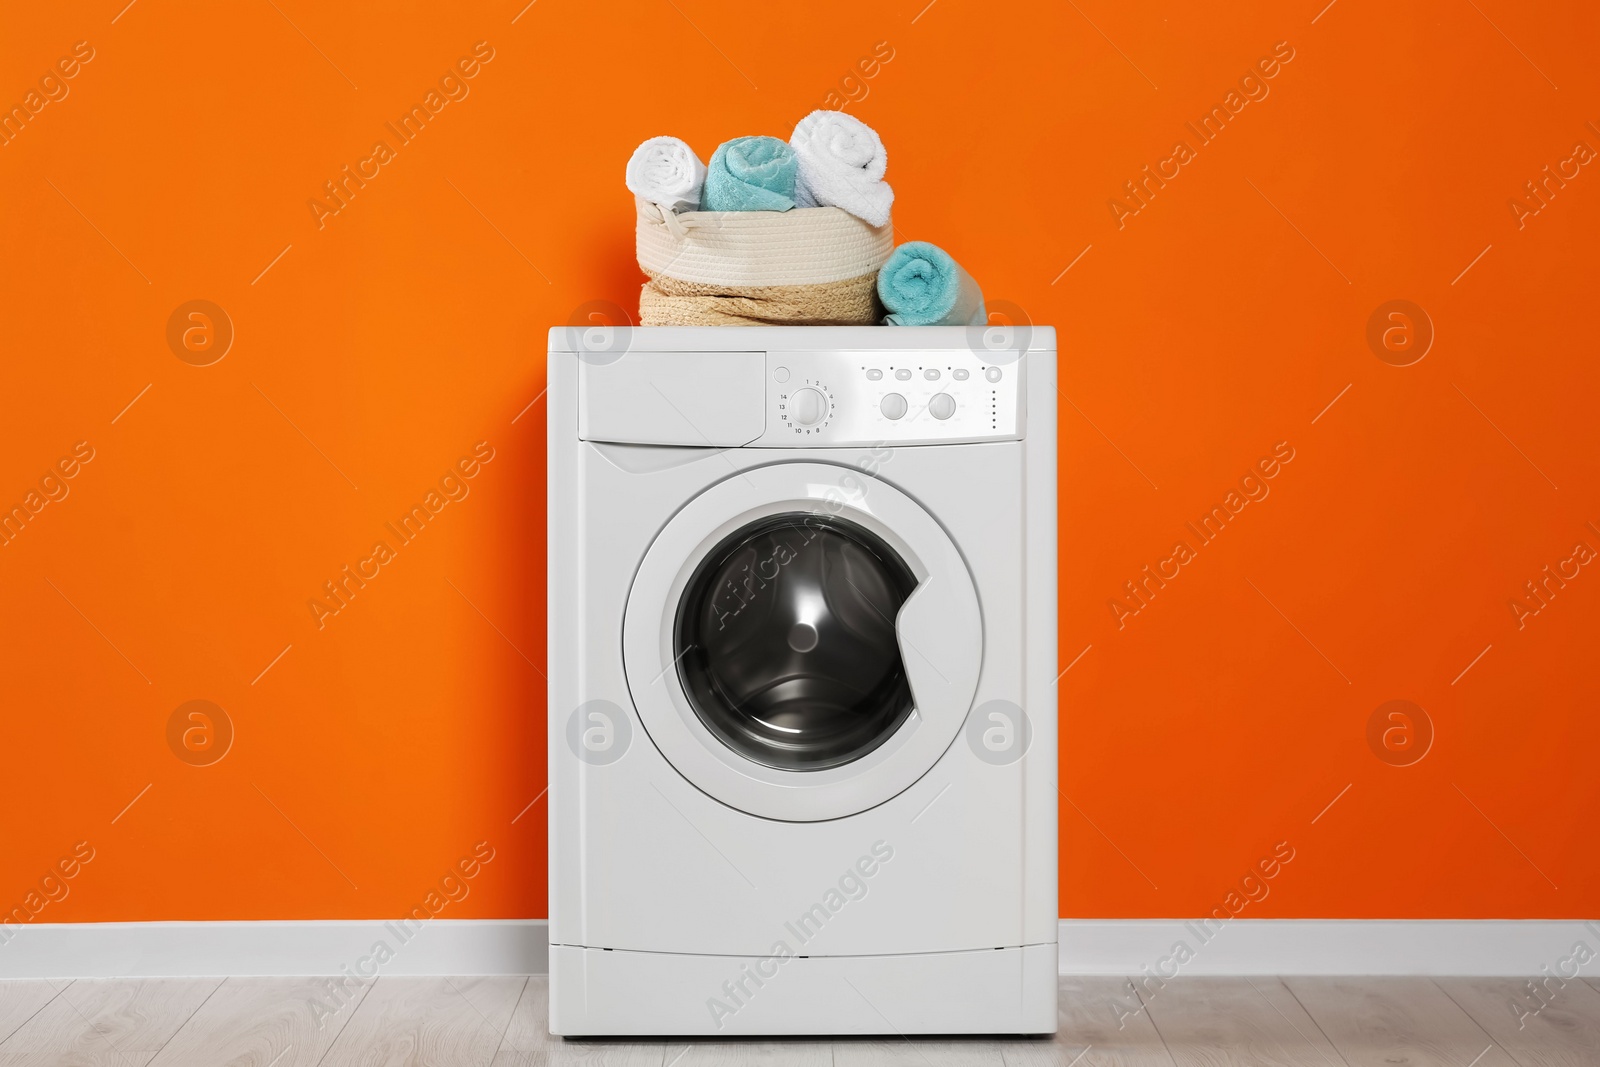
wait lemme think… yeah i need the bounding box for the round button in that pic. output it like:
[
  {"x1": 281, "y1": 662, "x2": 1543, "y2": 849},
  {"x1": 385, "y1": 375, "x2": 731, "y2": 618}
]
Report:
[
  {"x1": 953, "y1": 368, "x2": 970, "y2": 381},
  {"x1": 880, "y1": 393, "x2": 908, "y2": 420},
  {"x1": 895, "y1": 368, "x2": 912, "y2": 381},
  {"x1": 924, "y1": 369, "x2": 940, "y2": 380},
  {"x1": 866, "y1": 369, "x2": 883, "y2": 381},
  {"x1": 791, "y1": 387, "x2": 827, "y2": 426},
  {"x1": 984, "y1": 367, "x2": 1002, "y2": 383},
  {"x1": 928, "y1": 393, "x2": 956, "y2": 420},
  {"x1": 774, "y1": 366, "x2": 791, "y2": 383}
]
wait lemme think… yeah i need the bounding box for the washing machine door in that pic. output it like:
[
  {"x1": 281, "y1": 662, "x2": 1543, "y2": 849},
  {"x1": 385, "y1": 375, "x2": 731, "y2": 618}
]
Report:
[{"x1": 622, "y1": 461, "x2": 982, "y2": 821}]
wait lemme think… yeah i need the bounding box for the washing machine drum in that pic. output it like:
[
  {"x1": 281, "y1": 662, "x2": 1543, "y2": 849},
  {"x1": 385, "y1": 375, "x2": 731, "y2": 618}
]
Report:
[{"x1": 675, "y1": 515, "x2": 917, "y2": 771}]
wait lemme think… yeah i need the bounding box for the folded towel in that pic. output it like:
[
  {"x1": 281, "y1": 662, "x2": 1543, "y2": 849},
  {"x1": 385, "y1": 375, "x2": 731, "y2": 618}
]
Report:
[
  {"x1": 624, "y1": 136, "x2": 706, "y2": 213},
  {"x1": 701, "y1": 136, "x2": 798, "y2": 212},
  {"x1": 876, "y1": 241, "x2": 987, "y2": 326},
  {"x1": 790, "y1": 110, "x2": 893, "y2": 226}
]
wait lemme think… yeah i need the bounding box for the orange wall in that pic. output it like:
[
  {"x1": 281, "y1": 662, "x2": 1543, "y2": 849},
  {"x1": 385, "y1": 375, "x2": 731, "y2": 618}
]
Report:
[{"x1": 2, "y1": 0, "x2": 1596, "y2": 925}]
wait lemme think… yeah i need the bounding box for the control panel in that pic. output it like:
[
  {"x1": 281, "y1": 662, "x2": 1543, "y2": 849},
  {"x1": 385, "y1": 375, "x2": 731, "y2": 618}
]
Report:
[{"x1": 756, "y1": 350, "x2": 1025, "y2": 447}]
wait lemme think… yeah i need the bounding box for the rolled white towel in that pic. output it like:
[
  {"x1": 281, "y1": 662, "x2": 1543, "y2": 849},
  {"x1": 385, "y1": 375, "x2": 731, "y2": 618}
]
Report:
[
  {"x1": 624, "y1": 136, "x2": 707, "y2": 213},
  {"x1": 789, "y1": 110, "x2": 893, "y2": 227}
]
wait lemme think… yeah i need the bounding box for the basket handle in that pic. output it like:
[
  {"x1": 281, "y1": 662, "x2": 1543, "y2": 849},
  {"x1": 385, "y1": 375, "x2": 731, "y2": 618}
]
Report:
[{"x1": 635, "y1": 197, "x2": 693, "y2": 241}]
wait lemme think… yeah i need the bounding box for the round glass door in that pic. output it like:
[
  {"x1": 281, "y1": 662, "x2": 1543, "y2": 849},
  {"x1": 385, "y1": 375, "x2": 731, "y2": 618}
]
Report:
[
  {"x1": 674, "y1": 514, "x2": 918, "y2": 771},
  {"x1": 622, "y1": 461, "x2": 983, "y2": 821}
]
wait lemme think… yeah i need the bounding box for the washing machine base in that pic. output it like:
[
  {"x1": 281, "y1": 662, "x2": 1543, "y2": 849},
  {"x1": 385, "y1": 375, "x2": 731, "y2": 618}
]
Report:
[{"x1": 548, "y1": 942, "x2": 1059, "y2": 1036}]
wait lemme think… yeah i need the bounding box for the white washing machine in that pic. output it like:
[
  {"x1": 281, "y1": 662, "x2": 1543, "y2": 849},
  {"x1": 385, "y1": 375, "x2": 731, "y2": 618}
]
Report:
[{"x1": 547, "y1": 325, "x2": 1057, "y2": 1036}]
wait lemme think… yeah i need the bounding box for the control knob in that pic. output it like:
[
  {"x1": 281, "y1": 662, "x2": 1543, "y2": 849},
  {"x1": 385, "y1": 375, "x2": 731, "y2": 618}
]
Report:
[{"x1": 790, "y1": 387, "x2": 827, "y2": 426}]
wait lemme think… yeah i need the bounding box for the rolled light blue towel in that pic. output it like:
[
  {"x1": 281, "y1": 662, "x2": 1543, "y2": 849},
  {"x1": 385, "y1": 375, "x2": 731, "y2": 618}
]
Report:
[
  {"x1": 701, "y1": 136, "x2": 799, "y2": 212},
  {"x1": 876, "y1": 241, "x2": 987, "y2": 326}
]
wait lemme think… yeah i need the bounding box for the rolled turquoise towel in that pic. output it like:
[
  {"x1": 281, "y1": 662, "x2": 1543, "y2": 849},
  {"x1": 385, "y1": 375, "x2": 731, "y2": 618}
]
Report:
[
  {"x1": 876, "y1": 241, "x2": 987, "y2": 326},
  {"x1": 701, "y1": 136, "x2": 798, "y2": 212}
]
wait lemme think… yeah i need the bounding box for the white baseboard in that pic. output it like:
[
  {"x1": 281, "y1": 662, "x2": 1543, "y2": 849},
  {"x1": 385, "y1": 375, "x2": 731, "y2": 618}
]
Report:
[
  {"x1": 0, "y1": 920, "x2": 549, "y2": 979},
  {"x1": 3, "y1": 920, "x2": 1595, "y2": 979},
  {"x1": 1061, "y1": 919, "x2": 1600, "y2": 976}
]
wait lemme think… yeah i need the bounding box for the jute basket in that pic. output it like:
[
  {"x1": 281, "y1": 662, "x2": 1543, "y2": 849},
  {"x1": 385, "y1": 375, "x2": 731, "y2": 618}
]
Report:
[{"x1": 635, "y1": 198, "x2": 893, "y2": 326}]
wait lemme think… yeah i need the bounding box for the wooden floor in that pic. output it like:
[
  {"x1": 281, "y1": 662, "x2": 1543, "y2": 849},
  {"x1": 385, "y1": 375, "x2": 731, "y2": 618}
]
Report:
[{"x1": 2, "y1": 974, "x2": 1599, "y2": 1065}]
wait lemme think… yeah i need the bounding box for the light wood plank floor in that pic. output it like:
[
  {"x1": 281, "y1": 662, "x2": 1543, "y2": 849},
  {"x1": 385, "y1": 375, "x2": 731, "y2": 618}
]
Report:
[{"x1": 3, "y1": 976, "x2": 1598, "y2": 1065}]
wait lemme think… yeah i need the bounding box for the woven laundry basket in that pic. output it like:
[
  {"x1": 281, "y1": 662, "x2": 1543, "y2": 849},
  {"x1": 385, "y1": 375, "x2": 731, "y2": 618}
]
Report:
[{"x1": 635, "y1": 198, "x2": 893, "y2": 326}]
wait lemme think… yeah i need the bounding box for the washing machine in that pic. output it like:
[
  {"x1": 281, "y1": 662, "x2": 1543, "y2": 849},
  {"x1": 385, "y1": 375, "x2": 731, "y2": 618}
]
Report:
[{"x1": 547, "y1": 325, "x2": 1057, "y2": 1036}]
